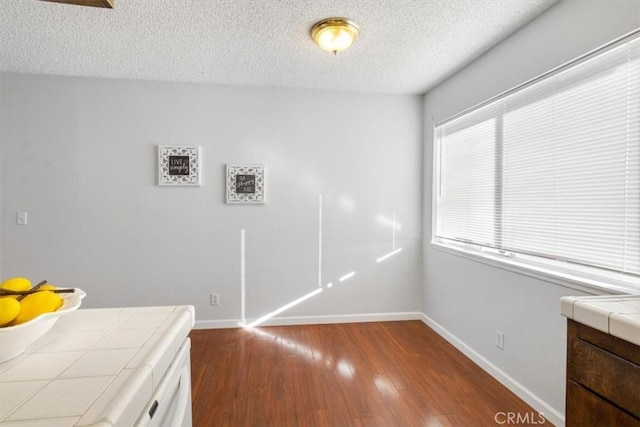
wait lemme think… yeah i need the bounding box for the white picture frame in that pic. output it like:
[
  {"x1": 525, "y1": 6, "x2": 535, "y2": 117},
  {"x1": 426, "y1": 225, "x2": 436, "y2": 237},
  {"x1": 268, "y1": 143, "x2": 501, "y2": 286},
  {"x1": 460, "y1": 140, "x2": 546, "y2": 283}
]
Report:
[
  {"x1": 226, "y1": 164, "x2": 265, "y2": 204},
  {"x1": 158, "y1": 146, "x2": 201, "y2": 186}
]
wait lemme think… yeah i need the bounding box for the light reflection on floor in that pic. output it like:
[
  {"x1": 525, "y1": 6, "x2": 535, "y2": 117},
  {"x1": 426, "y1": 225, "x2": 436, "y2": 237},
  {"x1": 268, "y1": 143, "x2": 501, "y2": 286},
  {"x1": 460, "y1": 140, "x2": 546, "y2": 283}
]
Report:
[
  {"x1": 374, "y1": 375, "x2": 400, "y2": 399},
  {"x1": 243, "y1": 326, "x2": 322, "y2": 362},
  {"x1": 243, "y1": 322, "x2": 357, "y2": 382},
  {"x1": 337, "y1": 360, "x2": 355, "y2": 379}
]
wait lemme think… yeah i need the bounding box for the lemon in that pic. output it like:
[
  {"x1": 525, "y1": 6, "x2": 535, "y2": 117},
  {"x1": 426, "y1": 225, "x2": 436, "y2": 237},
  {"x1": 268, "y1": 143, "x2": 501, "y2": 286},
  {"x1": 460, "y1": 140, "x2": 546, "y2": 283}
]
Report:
[
  {"x1": 0, "y1": 298, "x2": 21, "y2": 327},
  {"x1": 1, "y1": 277, "x2": 32, "y2": 299},
  {"x1": 13, "y1": 291, "x2": 62, "y2": 325},
  {"x1": 38, "y1": 285, "x2": 64, "y2": 309}
]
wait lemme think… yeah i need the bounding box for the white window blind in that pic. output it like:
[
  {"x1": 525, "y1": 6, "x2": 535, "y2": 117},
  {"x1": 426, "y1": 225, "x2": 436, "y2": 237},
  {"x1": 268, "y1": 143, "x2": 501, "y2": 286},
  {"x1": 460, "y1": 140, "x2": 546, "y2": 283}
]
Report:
[{"x1": 434, "y1": 32, "x2": 640, "y2": 291}]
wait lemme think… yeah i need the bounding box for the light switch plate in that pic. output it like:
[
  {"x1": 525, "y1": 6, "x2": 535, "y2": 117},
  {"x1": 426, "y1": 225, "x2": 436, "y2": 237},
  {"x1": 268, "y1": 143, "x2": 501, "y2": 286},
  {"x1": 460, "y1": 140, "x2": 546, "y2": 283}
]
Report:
[
  {"x1": 17, "y1": 212, "x2": 28, "y2": 226},
  {"x1": 496, "y1": 330, "x2": 504, "y2": 350}
]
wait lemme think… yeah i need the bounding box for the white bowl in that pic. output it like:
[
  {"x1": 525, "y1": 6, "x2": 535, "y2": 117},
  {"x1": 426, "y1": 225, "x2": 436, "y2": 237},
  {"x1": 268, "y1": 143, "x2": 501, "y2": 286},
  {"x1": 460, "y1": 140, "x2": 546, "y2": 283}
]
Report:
[{"x1": 0, "y1": 288, "x2": 86, "y2": 363}]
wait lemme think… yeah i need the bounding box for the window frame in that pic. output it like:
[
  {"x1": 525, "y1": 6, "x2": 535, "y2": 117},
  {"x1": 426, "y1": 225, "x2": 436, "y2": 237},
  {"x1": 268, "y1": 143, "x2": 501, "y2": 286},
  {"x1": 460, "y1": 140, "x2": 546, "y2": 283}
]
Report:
[{"x1": 430, "y1": 29, "x2": 640, "y2": 296}]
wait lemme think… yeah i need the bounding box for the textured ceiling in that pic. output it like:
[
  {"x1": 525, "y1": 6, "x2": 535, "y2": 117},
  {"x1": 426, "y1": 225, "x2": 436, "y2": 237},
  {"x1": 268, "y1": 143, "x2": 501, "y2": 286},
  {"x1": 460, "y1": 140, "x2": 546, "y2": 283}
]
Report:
[{"x1": 0, "y1": 0, "x2": 558, "y2": 94}]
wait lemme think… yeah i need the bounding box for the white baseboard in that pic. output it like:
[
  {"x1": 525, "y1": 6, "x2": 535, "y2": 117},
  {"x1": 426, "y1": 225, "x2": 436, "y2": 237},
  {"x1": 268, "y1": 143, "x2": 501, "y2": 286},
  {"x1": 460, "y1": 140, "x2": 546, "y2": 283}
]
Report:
[
  {"x1": 418, "y1": 313, "x2": 564, "y2": 427},
  {"x1": 193, "y1": 319, "x2": 244, "y2": 329},
  {"x1": 194, "y1": 311, "x2": 422, "y2": 330}
]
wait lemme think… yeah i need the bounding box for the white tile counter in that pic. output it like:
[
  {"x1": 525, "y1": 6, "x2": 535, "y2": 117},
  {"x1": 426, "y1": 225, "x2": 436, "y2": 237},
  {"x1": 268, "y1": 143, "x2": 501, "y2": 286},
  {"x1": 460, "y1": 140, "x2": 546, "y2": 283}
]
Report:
[
  {"x1": 0, "y1": 305, "x2": 194, "y2": 426},
  {"x1": 561, "y1": 295, "x2": 640, "y2": 346}
]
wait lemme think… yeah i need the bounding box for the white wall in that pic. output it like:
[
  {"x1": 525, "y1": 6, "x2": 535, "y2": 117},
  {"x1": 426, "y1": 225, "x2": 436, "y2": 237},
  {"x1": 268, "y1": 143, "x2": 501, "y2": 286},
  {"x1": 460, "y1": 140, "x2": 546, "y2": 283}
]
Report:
[
  {"x1": 0, "y1": 73, "x2": 423, "y2": 326},
  {"x1": 0, "y1": 77, "x2": 3, "y2": 280},
  {"x1": 422, "y1": 1, "x2": 640, "y2": 425}
]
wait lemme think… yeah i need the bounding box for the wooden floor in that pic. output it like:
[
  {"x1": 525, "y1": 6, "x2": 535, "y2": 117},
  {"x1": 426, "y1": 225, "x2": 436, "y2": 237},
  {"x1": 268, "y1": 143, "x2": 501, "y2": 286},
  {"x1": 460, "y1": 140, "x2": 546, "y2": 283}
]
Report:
[{"x1": 190, "y1": 321, "x2": 550, "y2": 426}]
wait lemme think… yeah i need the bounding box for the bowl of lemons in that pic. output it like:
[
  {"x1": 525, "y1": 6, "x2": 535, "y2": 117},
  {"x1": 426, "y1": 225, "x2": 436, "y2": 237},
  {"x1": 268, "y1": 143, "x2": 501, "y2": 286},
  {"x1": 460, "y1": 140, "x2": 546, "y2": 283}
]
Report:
[{"x1": 0, "y1": 277, "x2": 86, "y2": 363}]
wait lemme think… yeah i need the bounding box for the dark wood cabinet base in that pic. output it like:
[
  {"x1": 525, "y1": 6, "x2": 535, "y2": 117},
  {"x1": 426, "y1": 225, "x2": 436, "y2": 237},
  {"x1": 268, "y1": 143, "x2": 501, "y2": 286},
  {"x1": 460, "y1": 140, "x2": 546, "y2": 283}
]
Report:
[{"x1": 566, "y1": 320, "x2": 640, "y2": 426}]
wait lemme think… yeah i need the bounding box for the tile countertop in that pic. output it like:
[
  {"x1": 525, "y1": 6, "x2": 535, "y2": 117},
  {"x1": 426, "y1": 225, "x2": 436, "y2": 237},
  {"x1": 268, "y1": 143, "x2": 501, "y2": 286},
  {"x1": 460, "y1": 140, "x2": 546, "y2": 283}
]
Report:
[
  {"x1": 0, "y1": 305, "x2": 195, "y2": 427},
  {"x1": 561, "y1": 295, "x2": 640, "y2": 346}
]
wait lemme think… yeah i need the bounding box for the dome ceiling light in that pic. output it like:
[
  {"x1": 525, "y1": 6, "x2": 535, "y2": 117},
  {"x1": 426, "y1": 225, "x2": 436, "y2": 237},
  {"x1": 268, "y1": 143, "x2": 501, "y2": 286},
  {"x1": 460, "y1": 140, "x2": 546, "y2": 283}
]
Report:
[
  {"x1": 310, "y1": 18, "x2": 360, "y2": 55},
  {"x1": 41, "y1": 0, "x2": 115, "y2": 8}
]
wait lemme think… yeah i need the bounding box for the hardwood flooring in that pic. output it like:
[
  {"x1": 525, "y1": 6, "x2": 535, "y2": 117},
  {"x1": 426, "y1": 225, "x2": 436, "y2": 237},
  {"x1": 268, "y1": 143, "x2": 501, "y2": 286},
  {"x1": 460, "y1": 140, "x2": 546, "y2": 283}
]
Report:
[{"x1": 190, "y1": 321, "x2": 550, "y2": 426}]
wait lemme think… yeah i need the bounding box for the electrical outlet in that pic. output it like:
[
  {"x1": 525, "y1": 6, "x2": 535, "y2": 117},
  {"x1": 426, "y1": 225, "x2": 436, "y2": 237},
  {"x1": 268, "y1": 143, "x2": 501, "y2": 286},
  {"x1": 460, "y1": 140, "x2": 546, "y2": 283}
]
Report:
[
  {"x1": 496, "y1": 330, "x2": 505, "y2": 350},
  {"x1": 210, "y1": 293, "x2": 220, "y2": 306}
]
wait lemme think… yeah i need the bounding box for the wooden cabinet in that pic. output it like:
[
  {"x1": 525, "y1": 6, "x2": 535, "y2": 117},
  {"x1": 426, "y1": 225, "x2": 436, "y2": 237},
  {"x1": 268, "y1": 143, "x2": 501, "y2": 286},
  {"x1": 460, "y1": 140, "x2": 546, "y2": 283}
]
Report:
[{"x1": 566, "y1": 319, "x2": 640, "y2": 427}]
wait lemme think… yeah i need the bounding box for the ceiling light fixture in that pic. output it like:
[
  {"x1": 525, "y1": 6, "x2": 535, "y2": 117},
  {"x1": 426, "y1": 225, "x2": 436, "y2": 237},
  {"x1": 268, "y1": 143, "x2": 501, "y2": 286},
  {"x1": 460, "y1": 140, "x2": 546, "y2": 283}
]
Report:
[
  {"x1": 310, "y1": 18, "x2": 360, "y2": 55},
  {"x1": 40, "y1": 0, "x2": 115, "y2": 8}
]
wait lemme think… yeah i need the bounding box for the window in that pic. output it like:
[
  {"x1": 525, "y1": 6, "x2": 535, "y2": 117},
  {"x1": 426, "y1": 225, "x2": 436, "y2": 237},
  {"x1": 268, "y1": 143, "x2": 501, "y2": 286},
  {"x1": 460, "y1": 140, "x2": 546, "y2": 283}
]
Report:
[{"x1": 433, "y1": 31, "x2": 640, "y2": 294}]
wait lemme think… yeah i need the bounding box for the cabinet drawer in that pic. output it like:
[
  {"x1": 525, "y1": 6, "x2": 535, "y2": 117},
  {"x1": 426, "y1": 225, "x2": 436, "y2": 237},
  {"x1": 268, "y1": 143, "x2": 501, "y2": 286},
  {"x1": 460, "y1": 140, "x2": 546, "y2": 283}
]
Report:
[
  {"x1": 567, "y1": 381, "x2": 640, "y2": 427},
  {"x1": 568, "y1": 337, "x2": 640, "y2": 418}
]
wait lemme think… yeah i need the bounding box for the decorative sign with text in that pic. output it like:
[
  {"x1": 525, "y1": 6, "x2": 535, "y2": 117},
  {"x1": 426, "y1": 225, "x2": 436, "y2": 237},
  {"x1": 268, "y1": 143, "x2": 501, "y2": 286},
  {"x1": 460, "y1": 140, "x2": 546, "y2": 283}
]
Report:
[
  {"x1": 226, "y1": 164, "x2": 265, "y2": 204},
  {"x1": 158, "y1": 146, "x2": 201, "y2": 186},
  {"x1": 168, "y1": 156, "x2": 190, "y2": 176},
  {"x1": 235, "y1": 175, "x2": 256, "y2": 194}
]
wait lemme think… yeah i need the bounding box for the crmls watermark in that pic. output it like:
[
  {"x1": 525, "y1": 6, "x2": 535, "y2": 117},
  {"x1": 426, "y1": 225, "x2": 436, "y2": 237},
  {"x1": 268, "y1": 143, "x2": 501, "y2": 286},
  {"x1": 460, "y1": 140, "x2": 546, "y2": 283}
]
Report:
[{"x1": 494, "y1": 412, "x2": 546, "y2": 424}]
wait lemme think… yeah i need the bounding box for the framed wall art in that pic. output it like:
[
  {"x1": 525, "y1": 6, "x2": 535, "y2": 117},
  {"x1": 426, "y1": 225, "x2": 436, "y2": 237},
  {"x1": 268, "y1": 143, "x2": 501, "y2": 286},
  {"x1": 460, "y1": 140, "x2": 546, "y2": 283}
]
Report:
[
  {"x1": 158, "y1": 146, "x2": 201, "y2": 186},
  {"x1": 226, "y1": 164, "x2": 265, "y2": 204}
]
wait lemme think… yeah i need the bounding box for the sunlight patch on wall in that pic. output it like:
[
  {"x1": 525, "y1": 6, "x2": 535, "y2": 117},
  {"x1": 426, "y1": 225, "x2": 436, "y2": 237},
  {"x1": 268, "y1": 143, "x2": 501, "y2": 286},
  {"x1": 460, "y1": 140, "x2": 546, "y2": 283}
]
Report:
[
  {"x1": 238, "y1": 199, "x2": 408, "y2": 329},
  {"x1": 376, "y1": 248, "x2": 403, "y2": 263},
  {"x1": 243, "y1": 288, "x2": 324, "y2": 328},
  {"x1": 376, "y1": 211, "x2": 403, "y2": 262},
  {"x1": 339, "y1": 271, "x2": 356, "y2": 282},
  {"x1": 377, "y1": 214, "x2": 403, "y2": 231}
]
